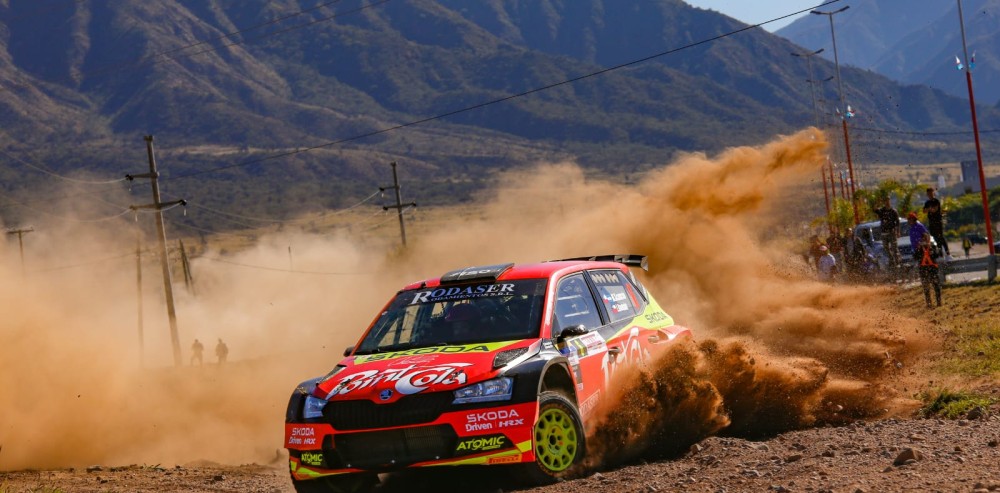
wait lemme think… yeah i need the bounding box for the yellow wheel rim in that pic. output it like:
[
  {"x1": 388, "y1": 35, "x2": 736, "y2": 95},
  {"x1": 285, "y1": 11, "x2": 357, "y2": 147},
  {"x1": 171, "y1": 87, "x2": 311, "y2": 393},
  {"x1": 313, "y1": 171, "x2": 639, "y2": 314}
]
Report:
[{"x1": 533, "y1": 406, "x2": 578, "y2": 472}]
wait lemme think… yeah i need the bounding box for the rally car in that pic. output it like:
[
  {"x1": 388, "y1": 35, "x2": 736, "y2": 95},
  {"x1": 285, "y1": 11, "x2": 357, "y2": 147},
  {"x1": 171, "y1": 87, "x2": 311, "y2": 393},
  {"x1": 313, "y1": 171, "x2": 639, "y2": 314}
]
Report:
[{"x1": 284, "y1": 255, "x2": 692, "y2": 492}]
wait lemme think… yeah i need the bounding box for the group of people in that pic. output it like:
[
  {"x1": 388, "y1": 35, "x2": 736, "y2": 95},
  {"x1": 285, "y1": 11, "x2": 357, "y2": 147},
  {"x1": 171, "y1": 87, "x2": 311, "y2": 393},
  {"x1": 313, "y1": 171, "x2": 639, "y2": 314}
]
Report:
[
  {"x1": 808, "y1": 187, "x2": 949, "y2": 309},
  {"x1": 190, "y1": 338, "x2": 229, "y2": 366}
]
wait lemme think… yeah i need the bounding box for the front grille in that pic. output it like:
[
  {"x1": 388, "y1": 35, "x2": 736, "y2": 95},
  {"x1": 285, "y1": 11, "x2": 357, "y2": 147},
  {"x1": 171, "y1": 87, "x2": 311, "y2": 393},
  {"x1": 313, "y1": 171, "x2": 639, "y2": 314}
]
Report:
[
  {"x1": 323, "y1": 392, "x2": 456, "y2": 430},
  {"x1": 331, "y1": 425, "x2": 457, "y2": 469}
]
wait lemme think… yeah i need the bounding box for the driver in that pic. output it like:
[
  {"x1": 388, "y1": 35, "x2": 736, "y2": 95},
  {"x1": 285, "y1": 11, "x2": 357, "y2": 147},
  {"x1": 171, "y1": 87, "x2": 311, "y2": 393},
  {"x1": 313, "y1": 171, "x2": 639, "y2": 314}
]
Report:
[{"x1": 444, "y1": 303, "x2": 481, "y2": 340}]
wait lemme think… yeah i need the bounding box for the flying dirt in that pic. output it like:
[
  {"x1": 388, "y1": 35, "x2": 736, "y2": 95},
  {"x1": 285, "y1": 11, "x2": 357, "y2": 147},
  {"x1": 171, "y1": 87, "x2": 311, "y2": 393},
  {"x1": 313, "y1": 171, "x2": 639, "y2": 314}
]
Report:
[{"x1": 0, "y1": 128, "x2": 929, "y2": 476}]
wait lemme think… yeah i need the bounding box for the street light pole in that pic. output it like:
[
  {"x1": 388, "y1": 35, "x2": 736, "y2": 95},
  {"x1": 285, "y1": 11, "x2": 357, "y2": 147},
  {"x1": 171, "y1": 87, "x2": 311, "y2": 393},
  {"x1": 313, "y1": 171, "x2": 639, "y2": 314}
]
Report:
[
  {"x1": 812, "y1": 6, "x2": 860, "y2": 226},
  {"x1": 957, "y1": 0, "x2": 996, "y2": 258},
  {"x1": 792, "y1": 48, "x2": 833, "y2": 229}
]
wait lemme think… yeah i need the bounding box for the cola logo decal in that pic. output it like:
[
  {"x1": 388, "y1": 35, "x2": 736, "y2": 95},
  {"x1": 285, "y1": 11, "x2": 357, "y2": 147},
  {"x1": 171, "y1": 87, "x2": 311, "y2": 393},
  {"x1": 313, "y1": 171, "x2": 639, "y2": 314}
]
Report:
[{"x1": 326, "y1": 363, "x2": 472, "y2": 398}]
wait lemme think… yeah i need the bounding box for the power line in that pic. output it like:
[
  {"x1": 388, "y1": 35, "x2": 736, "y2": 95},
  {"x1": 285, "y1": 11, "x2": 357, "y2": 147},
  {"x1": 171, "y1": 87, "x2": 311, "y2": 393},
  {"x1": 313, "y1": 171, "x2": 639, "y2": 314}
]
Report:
[
  {"x1": 169, "y1": 0, "x2": 846, "y2": 180},
  {"x1": 0, "y1": 145, "x2": 127, "y2": 185},
  {"x1": 850, "y1": 126, "x2": 1000, "y2": 137},
  {"x1": 199, "y1": 255, "x2": 367, "y2": 275},
  {"x1": 167, "y1": 189, "x2": 381, "y2": 225}
]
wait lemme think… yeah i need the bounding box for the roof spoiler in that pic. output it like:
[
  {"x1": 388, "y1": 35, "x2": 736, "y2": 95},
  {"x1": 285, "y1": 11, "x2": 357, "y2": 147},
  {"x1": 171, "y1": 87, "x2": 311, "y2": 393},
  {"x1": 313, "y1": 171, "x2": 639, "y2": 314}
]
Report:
[
  {"x1": 440, "y1": 263, "x2": 515, "y2": 284},
  {"x1": 547, "y1": 254, "x2": 648, "y2": 271}
]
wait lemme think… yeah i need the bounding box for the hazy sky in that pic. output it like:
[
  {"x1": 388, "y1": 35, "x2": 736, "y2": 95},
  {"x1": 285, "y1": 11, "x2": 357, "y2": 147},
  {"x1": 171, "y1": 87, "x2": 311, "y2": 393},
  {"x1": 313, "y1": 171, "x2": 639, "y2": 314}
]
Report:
[{"x1": 684, "y1": 1, "x2": 824, "y2": 31}]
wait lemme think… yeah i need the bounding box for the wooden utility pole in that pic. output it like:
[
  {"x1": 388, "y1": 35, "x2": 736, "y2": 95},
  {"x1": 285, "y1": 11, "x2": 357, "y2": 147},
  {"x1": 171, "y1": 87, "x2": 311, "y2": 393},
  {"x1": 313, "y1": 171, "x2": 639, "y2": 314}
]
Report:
[
  {"x1": 380, "y1": 161, "x2": 416, "y2": 247},
  {"x1": 179, "y1": 239, "x2": 195, "y2": 295},
  {"x1": 127, "y1": 135, "x2": 186, "y2": 367},
  {"x1": 6, "y1": 227, "x2": 33, "y2": 278},
  {"x1": 136, "y1": 236, "x2": 145, "y2": 368}
]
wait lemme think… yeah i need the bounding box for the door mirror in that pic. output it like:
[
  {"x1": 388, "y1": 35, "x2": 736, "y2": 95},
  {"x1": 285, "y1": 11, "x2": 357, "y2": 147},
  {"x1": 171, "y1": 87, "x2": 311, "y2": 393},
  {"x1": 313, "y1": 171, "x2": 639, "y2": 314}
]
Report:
[
  {"x1": 555, "y1": 324, "x2": 588, "y2": 341},
  {"x1": 343, "y1": 346, "x2": 355, "y2": 357}
]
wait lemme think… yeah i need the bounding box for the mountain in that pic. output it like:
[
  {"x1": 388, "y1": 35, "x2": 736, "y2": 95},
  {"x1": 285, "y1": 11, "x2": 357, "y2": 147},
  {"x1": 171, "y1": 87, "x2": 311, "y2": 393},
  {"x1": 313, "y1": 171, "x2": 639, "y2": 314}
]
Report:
[
  {"x1": 0, "y1": 0, "x2": 996, "y2": 232},
  {"x1": 777, "y1": 0, "x2": 1000, "y2": 105}
]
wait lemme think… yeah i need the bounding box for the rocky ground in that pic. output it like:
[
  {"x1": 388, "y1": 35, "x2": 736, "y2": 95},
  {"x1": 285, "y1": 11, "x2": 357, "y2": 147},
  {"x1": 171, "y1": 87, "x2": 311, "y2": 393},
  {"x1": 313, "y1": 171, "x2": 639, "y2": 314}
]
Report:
[{"x1": 2, "y1": 282, "x2": 998, "y2": 493}]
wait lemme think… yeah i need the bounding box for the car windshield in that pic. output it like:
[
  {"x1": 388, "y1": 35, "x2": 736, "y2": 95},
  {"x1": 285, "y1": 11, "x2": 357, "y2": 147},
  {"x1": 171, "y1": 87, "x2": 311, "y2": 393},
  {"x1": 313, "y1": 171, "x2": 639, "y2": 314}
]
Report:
[{"x1": 354, "y1": 279, "x2": 547, "y2": 354}]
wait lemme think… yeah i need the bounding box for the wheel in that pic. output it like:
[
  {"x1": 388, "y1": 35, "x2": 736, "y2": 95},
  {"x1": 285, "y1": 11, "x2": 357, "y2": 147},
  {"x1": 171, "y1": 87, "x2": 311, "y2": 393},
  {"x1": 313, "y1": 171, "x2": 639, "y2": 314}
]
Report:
[
  {"x1": 518, "y1": 390, "x2": 586, "y2": 485},
  {"x1": 291, "y1": 473, "x2": 378, "y2": 493}
]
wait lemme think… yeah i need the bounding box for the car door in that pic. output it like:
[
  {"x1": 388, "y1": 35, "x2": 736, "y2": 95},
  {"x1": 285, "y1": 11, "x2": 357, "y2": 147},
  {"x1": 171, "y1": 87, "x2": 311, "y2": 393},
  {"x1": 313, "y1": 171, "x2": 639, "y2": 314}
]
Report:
[
  {"x1": 551, "y1": 273, "x2": 608, "y2": 418},
  {"x1": 585, "y1": 269, "x2": 648, "y2": 387}
]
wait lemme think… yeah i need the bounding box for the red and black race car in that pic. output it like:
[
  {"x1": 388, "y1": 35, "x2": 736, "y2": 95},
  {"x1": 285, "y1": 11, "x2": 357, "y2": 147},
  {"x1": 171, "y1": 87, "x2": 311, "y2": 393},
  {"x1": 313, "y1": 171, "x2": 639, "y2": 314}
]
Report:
[{"x1": 284, "y1": 255, "x2": 692, "y2": 492}]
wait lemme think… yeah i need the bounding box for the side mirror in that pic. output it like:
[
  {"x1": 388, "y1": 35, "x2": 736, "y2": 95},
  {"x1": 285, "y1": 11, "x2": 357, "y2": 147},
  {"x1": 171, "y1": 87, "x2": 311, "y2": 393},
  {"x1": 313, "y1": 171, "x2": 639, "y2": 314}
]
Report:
[
  {"x1": 555, "y1": 324, "x2": 588, "y2": 341},
  {"x1": 343, "y1": 346, "x2": 355, "y2": 357}
]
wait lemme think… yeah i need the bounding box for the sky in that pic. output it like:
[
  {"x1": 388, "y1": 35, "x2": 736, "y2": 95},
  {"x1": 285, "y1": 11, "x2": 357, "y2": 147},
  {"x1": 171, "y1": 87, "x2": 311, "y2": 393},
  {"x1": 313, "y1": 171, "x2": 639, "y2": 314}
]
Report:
[{"x1": 684, "y1": 0, "x2": 824, "y2": 31}]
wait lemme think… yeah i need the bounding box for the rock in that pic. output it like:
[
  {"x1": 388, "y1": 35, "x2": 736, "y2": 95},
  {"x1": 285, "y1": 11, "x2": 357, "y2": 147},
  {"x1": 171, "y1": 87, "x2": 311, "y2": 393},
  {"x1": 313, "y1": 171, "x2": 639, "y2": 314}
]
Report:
[
  {"x1": 967, "y1": 407, "x2": 987, "y2": 420},
  {"x1": 212, "y1": 475, "x2": 225, "y2": 482},
  {"x1": 988, "y1": 439, "x2": 999, "y2": 448},
  {"x1": 822, "y1": 450, "x2": 836, "y2": 457},
  {"x1": 893, "y1": 448, "x2": 924, "y2": 467},
  {"x1": 86, "y1": 465, "x2": 103, "y2": 473},
  {"x1": 908, "y1": 434, "x2": 926, "y2": 442},
  {"x1": 785, "y1": 454, "x2": 804, "y2": 463}
]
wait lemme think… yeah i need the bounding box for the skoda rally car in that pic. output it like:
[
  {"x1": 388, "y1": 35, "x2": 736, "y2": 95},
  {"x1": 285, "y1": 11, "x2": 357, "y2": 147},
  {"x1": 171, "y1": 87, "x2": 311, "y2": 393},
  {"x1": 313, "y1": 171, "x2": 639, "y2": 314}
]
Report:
[{"x1": 284, "y1": 255, "x2": 692, "y2": 492}]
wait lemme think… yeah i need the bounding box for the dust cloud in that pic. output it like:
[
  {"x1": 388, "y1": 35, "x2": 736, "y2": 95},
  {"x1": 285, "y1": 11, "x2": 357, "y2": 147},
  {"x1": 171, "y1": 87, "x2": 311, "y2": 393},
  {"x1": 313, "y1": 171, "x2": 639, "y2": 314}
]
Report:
[{"x1": 0, "y1": 128, "x2": 930, "y2": 472}]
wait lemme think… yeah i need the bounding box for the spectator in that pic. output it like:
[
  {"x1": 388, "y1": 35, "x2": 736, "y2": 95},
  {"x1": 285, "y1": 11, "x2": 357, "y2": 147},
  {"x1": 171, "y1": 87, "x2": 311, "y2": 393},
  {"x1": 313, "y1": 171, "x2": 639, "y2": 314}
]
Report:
[
  {"x1": 874, "y1": 198, "x2": 901, "y2": 274},
  {"x1": 808, "y1": 235, "x2": 826, "y2": 272},
  {"x1": 962, "y1": 235, "x2": 972, "y2": 258},
  {"x1": 826, "y1": 227, "x2": 845, "y2": 267},
  {"x1": 215, "y1": 338, "x2": 229, "y2": 365},
  {"x1": 817, "y1": 245, "x2": 837, "y2": 282},
  {"x1": 923, "y1": 187, "x2": 952, "y2": 261},
  {"x1": 917, "y1": 232, "x2": 942, "y2": 308},
  {"x1": 190, "y1": 339, "x2": 204, "y2": 366},
  {"x1": 907, "y1": 212, "x2": 929, "y2": 259},
  {"x1": 844, "y1": 229, "x2": 866, "y2": 282}
]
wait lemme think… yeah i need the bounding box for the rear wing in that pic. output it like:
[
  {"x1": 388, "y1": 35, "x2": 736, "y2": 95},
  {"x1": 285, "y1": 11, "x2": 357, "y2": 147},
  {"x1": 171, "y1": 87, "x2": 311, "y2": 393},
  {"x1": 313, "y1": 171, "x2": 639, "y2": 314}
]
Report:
[{"x1": 547, "y1": 254, "x2": 648, "y2": 271}]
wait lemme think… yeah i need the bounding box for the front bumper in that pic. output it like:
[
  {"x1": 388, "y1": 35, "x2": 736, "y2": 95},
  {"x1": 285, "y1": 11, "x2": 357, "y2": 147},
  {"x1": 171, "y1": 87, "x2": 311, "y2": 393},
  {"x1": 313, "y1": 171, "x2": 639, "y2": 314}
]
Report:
[{"x1": 285, "y1": 400, "x2": 538, "y2": 480}]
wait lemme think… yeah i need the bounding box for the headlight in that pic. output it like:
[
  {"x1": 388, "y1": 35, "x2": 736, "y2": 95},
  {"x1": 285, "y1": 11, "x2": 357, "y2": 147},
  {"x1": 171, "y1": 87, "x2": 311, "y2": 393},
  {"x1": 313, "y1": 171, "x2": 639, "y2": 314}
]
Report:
[
  {"x1": 453, "y1": 377, "x2": 513, "y2": 404},
  {"x1": 303, "y1": 395, "x2": 327, "y2": 419}
]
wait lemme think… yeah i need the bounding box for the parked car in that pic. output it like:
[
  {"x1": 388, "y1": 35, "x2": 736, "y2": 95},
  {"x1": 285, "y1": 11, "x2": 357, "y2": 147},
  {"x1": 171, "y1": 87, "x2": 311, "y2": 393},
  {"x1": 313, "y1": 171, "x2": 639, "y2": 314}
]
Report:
[
  {"x1": 853, "y1": 219, "x2": 942, "y2": 280},
  {"x1": 966, "y1": 233, "x2": 988, "y2": 245},
  {"x1": 283, "y1": 255, "x2": 693, "y2": 492}
]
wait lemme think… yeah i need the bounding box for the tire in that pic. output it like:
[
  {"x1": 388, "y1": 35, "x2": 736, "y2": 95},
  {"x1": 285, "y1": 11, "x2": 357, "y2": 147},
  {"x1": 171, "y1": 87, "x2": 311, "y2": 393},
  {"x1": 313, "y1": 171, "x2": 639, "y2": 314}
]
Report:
[
  {"x1": 518, "y1": 390, "x2": 586, "y2": 485},
  {"x1": 291, "y1": 473, "x2": 378, "y2": 493}
]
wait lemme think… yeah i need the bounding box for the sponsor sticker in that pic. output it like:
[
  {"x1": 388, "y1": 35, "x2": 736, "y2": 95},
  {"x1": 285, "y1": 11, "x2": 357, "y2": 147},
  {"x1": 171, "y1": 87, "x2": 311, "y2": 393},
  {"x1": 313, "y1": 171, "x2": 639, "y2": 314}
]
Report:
[
  {"x1": 353, "y1": 344, "x2": 497, "y2": 364},
  {"x1": 327, "y1": 363, "x2": 471, "y2": 397},
  {"x1": 454, "y1": 434, "x2": 511, "y2": 455},
  {"x1": 464, "y1": 408, "x2": 525, "y2": 432},
  {"x1": 300, "y1": 452, "x2": 324, "y2": 467},
  {"x1": 488, "y1": 455, "x2": 522, "y2": 465},
  {"x1": 286, "y1": 426, "x2": 320, "y2": 447}
]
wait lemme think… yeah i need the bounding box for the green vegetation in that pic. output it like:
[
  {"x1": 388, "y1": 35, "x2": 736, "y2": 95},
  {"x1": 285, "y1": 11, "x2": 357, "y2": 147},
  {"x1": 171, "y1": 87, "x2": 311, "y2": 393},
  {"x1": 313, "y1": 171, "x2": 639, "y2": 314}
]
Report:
[
  {"x1": 918, "y1": 388, "x2": 995, "y2": 419},
  {"x1": 936, "y1": 320, "x2": 1000, "y2": 378}
]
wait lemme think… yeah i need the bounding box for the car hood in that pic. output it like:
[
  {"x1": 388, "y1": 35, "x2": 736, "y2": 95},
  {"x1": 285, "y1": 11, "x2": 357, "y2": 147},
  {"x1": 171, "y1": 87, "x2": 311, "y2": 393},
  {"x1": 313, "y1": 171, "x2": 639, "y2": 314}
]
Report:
[{"x1": 312, "y1": 340, "x2": 536, "y2": 404}]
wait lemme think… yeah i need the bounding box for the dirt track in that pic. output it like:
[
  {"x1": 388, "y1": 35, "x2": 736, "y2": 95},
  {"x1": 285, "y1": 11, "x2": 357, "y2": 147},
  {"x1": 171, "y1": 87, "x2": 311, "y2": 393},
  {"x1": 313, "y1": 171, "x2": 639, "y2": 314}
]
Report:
[
  {"x1": 3, "y1": 282, "x2": 999, "y2": 493},
  {"x1": 2, "y1": 410, "x2": 999, "y2": 492}
]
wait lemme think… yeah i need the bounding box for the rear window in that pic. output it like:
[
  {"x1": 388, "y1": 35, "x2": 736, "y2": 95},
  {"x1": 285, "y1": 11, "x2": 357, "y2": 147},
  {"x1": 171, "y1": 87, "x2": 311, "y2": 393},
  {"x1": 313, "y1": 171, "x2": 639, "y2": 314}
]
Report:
[{"x1": 355, "y1": 280, "x2": 546, "y2": 354}]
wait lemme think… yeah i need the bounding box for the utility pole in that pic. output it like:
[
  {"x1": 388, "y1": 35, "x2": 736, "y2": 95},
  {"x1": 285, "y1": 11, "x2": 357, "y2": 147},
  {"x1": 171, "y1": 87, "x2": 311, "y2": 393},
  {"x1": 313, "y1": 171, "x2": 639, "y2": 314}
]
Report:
[
  {"x1": 179, "y1": 239, "x2": 195, "y2": 295},
  {"x1": 6, "y1": 227, "x2": 33, "y2": 278},
  {"x1": 956, "y1": 0, "x2": 996, "y2": 263},
  {"x1": 126, "y1": 135, "x2": 186, "y2": 367},
  {"x1": 812, "y1": 6, "x2": 860, "y2": 226},
  {"x1": 136, "y1": 236, "x2": 145, "y2": 368},
  {"x1": 380, "y1": 161, "x2": 416, "y2": 247}
]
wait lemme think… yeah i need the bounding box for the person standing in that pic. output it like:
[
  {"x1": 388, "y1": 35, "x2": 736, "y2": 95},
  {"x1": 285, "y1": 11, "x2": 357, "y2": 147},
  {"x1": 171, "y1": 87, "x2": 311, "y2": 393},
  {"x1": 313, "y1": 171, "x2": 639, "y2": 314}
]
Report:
[
  {"x1": 817, "y1": 245, "x2": 837, "y2": 282},
  {"x1": 844, "y1": 229, "x2": 867, "y2": 282},
  {"x1": 190, "y1": 339, "x2": 204, "y2": 366},
  {"x1": 917, "y1": 232, "x2": 942, "y2": 308},
  {"x1": 215, "y1": 338, "x2": 229, "y2": 365},
  {"x1": 907, "y1": 213, "x2": 930, "y2": 258},
  {"x1": 962, "y1": 235, "x2": 972, "y2": 258},
  {"x1": 874, "y1": 198, "x2": 901, "y2": 275},
  {"x1": 923, "y1": 188, "x2": 952, "y2": 261}
]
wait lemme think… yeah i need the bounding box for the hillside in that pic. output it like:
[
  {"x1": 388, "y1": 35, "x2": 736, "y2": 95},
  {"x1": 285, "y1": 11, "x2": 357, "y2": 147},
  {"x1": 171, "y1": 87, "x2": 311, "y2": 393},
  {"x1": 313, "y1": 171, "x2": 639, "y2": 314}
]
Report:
[
  {"x1": 778, "y1": 0, "x2": 1000, "y2": 105},
  {"x1": 0, "y1": 0, "x2": 997, "y2": 233}
]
